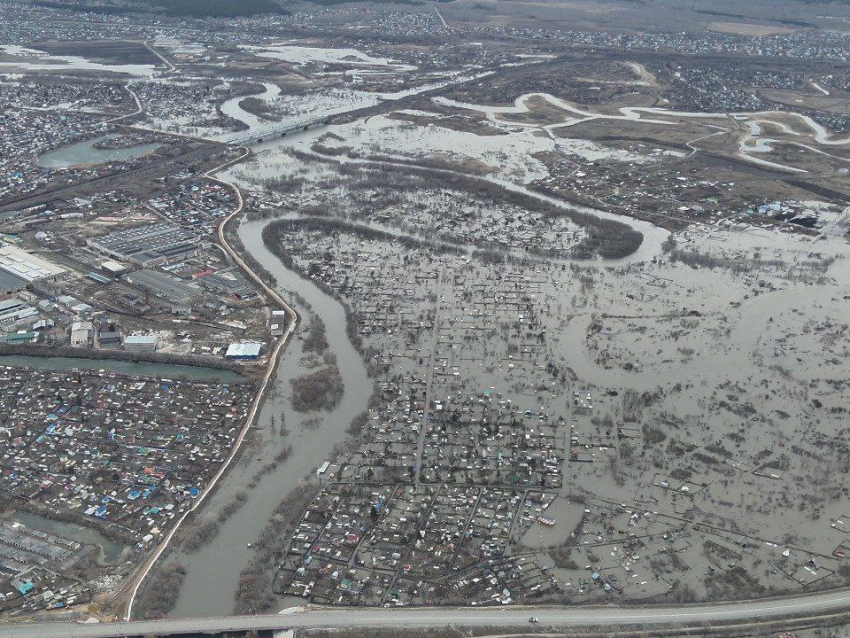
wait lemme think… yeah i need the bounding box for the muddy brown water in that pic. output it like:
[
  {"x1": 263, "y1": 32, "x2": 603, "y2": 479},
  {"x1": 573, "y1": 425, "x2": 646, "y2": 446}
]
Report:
[{"x1": 166, "y1": 218, "x2": 371, "y2": 618}]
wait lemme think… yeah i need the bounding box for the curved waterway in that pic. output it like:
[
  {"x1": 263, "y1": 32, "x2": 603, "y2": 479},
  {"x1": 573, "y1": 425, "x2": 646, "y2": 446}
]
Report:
[
  {"x1": 218, "y1": 82, "x2": 282, "y2": 139},
  {"x1": 166, "y1": 218, "x2": 371, "y2": 618}
]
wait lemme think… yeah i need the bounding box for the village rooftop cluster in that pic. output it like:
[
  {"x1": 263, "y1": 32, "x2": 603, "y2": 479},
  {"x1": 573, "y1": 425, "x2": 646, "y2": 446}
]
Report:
[
  {"x1": 276, "y1": 483, "x2": 559, "y2": 607},
  {"x1": 0, "y1": 365, "x2": 253, "y2": 615},
  {"x1": 0, "y1": 365, "x2": 253, "y2": 542}
]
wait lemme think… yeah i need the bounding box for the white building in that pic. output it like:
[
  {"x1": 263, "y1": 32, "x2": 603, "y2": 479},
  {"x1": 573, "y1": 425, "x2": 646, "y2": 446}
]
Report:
[
  {"x1": 124, "y1": 334, "x2": 159, "y2": 352},
  {"x1": 70, "y1": 320, "x2": 93, "y2": 347}
]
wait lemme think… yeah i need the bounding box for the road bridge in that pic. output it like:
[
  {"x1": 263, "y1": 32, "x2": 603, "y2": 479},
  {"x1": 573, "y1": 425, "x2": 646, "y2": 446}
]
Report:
[
  {"x1": 6, "y1": 588, "x2": 850, "y2": 637},
  {"x1": 225, "y1": 117, "x2": 332, "y2": 146}
]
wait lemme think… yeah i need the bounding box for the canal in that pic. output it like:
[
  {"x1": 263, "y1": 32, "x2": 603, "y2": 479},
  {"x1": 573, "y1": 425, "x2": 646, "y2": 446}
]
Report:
[{"x1": 0, "y1": 355, "x2": 243, "y2": 382}]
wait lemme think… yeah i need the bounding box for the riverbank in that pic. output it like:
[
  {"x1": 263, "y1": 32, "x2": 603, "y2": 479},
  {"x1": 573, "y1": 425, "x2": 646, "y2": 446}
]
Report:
[{"x1": 160, "y1": 217, "x2": 372, "y2": 618}]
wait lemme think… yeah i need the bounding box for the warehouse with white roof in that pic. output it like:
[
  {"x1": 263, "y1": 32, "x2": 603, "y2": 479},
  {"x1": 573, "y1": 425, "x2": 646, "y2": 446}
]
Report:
[
  {"x1": 225, "y1": 342, "x2": 262, "y2": 360},
  {"x1": 0, "y1": 245, "x2": 66, "y2": 283}
]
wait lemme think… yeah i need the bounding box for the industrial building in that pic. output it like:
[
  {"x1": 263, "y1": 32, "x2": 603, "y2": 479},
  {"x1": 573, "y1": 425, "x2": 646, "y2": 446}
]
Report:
[
  {"x1": 0, "y1": 297, "x2": 38, "y2": 328},
  {"x1": 195, "y1": 268, "x2": 256, "y2": 300},
  {"x1": 270, "y1": 310, "x2": 287, "y2": 336},
  {"x1": 86, "y1": 222, "x2": 199, "y2": 267},
  {"x1": 101, "y1": 260, "x2": 127, "y2": 276},
  {"x1": 0, "y1": 245, "x2": 65, "y2": 294},
  {"x1": 0, "y1": 332, "x2": 37, "y2": 344},
  {"x1": 122, "y1": 269, "x2": 202, "y2": 305},
  {"x1": 97, "y1": 329, "x2": 122, "y2": 348},
  {"x1": 225, "y1": 342, "x2": 262, "y2": 360},
  {"x1": 0, "y1": 270, "x2": 27, "y2": 295},
  {"x1": 123, "y1": 334, "x2": 159, "y2": 352},
  {"x1": 70, "y1": 320, "x2": 93, "y2": 347},
  {"x1": 56, "y1": 295, "x2": 92, "y2": 315}
]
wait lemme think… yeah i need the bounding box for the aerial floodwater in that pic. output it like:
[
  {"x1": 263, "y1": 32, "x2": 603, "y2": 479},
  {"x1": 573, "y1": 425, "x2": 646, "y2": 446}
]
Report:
[
  {"x1": 6, "y1": 1, "x2": 850, "y2": 631},
  {"x1": 0, "y1": 44, "x2": 157, "y2": 76},
  {"x1": 36, "y1": 134, "x2": 162, "y2": 169}
]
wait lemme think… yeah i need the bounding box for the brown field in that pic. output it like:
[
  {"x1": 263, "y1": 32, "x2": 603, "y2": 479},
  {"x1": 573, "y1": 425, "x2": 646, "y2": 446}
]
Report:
[
  {"x1": 32, "y1": 40, "x2": 159, "y2": 65},
  {"x1": 707, "y1": 21, "x2": 798, "y2": 36}
]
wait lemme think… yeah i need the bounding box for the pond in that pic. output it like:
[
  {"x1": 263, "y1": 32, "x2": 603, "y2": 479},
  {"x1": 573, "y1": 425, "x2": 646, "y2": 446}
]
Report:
[{"x1": 37, "y1": 134, "x2": 162, "y2": 169}]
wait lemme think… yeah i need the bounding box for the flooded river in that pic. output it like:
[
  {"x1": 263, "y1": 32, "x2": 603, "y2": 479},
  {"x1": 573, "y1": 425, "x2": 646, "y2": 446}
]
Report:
[
  {"x1": 165, "y1": 87, "x2": 676, "y2": 616},
  {"x1": 218, "y1": 82, "x2": 282, "y2": 138},
  {"x1": 167, "y1": 218, "x2": 371, "y2": 618}
]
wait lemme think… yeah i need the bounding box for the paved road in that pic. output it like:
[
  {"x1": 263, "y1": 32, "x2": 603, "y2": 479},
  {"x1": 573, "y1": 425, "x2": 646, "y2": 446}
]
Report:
[{"x1": 6, "y1": 589, "x2": 850, "y2": 637}]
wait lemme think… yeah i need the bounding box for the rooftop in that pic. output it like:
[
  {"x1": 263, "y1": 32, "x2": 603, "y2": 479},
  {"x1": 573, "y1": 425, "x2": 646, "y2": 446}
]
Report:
[
  {"x1": 0, "y1": 245, "x2": 65, "y2": 283},
  {"x1": 225, "y1": 342, "x2": 262, "y2": 358}
]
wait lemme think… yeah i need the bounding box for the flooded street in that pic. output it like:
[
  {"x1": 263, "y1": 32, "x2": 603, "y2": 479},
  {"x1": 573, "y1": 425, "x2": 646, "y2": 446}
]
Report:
[{"x1": 167, "y1": 218, "x2": 371, "y2": 618}]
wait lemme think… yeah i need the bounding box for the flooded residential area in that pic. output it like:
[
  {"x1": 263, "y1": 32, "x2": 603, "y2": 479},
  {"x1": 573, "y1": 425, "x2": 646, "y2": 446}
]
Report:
[{"x1": 0, "y1": 0, "x2": 849, "y2": 637}]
